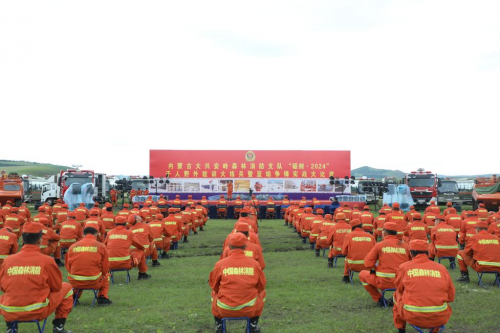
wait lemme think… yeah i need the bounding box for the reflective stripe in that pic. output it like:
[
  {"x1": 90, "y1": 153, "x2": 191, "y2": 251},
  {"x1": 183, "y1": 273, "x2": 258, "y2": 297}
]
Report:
[
  {"x1": 310, "y1": 234, "x2": 319, "y2": 237},
  {"x1": 404, "y1": 302, "x2": 448, "y2": 313},
  {"x1": 130, "y1": 245, "x2": 149, "y2": 249},
  {"x1": 376, "y1": 271, "x2": 396, "y2": 278},
  {"x1": 454, "y1": 229, "x2": 460, "y2": 231},
  {"x1": 217, "y1": 297, "x2": 257, "y2": 311},
  {"x1": 397, "y1": 231, "x2": 404, "y2": 234},
  {"x1": 334, "y1": 247, "x2": 341, "y2": 251},
  {"x1": 361, "y1": 282, "x2": 369, "y2": 286},
  {"x1": 105, "y1": 229, "x2": 112, "y2": 232},
  {"x1": 0, "y1": 255, "x2": 8, "y2": 259},
  {"x1": 12, "y1": 229, "x2": 20, "y2": 232},
  {"x1": 60, "y1": 239, "x2": 76, "y2": 243},
  {"x1": 457, "y1": 254, "x2": 463, "y2": 260},
  {"x1": 109, "y1": 255, "x2": 131, "y2": 261},
  {"x1": 64, "y1": 289, "x2": 74, "y2": 299},
  {"x1": 68, "y1": 272, "x2": 102, "y2": 281},
  {"x1": 362, "y1": 224, "x2": 373, "y2": 227},
  {"x1": 153, "y1": 238, "x2": 163, "y2": 242},
  {"x1": 40, "y1": 245, "x2": 48, "y2": 249},
  {"x1": 435, "y1": 245, "x2": 458, "y2": 249},
  {"x1": 477, "y1": 261, "x2": 500, "y2": 267},
  {"x1": 347, "y1": 259, "x2": 365, "y2": 264},
  {"x1": 466, "y1": 234, "x2": 474, "y2": 237},
  {"x1": 0, "y1": 298, "x2": 50, "y2": 313}
]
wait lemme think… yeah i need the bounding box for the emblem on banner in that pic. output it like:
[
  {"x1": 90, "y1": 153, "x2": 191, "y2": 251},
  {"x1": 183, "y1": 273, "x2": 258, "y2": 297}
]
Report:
[{"x1": 245, "y1": 151, "x2": 256, "y2": 162}]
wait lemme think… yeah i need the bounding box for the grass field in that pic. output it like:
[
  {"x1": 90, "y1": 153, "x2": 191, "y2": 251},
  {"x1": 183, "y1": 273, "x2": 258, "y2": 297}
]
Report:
[
  {"x1": 2, "y1": 209, "x2": 500, "y2": 333},
  {"x1": 0, "y1": 160, "x2": 69, "y2": 177}
]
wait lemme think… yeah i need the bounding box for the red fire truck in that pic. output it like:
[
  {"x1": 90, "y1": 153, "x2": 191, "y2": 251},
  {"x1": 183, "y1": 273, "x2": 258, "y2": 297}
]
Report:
[{"x1": 405, "y1": 169, "x2": 440, "y2": 207}]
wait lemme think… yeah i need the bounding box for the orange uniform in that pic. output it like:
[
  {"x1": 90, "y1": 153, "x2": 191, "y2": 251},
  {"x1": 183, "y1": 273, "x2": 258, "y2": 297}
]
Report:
[
  {"x1": 110, "y1": 189, "x2": 118, "y2": 205},
  {"x1": 299, "y1": 208, "x2": 315, "y2": 240},
  {"x1": 84, "y1": 213, "x2": 106, "y2": 241},
  {"x1": 430, "y1": 221, "x2": 459, "y2": 259},
  {"x1": 360, "y1": 207, "x2": 374, "y2": 233},
  {"x1": 149, "y1": 215, "x2": 171, "y2": 254},
  {"x1": 75, "y1": 204, "x2": 90, "y2": 223},
  {"x1": 475, "y1": 206, "x2": 489, "y2": 222},
  {"x1": 130, "y1": 189, "x2": 137, "y2": 202},
  {"x1": 117, "y1": 206, "x2": 131, "y2": 219},
  {"x1": 209, "y1": 249, "x2": 266, "y2": 319},
  {"x1": 105, "y1": 223, "x2": 147, "y2": 273},
  {"x1": 217, "y1": 196, "x2": 228, "y2": 218},
  {"x1": 404, "y1": 218, "x2": 428, "y2": 242},
  {"x1": 443, "y1": 206, "x2": 457, "y2": 216},
  {"x1": 309, "y1": 214, "x2": 325, "y2": 244},
  {"x1": 423, "y1": 212, "x2": 437, "y2": 235},
  {"x1": 385, "y1": 205, "x2": 406, "y2": 239},
  {"x1": 18, "y1": 204, "x2": 31, "y2": 222},
  {"x1": 233, "y1": 197, "x2": 244, "y2": 219},
  {"x1": 381, "y1": 204, "x2": 393, "y2": 215},
  {"x1": 327, "y1": 215, "x2": 351, "y2": 259},
  {"x1": 459, "y1": 215, "x2": 478, "y2": 245},
  {"x1": 374, "y1": 212, "x2": 387, "y2": 239},
  {"x1": 0, "y1": 228, "x2": 18, "y2": 266},
  {"x1": 40, "y1": 223, "x2": 61, "y2": 260},
  {"x1": 172, "y1": 195, "x2": 182, "y2": 209},
  {"x1": 393, "y1": 253, "x2": 455, "y2": 331},
  {"x1": 488, "y1": 217, "x2": 500, "y2": 237},
  {"x1": 227, "y1": 182, "x2": 233, "y2": 200},
  {"x1": 341, "y1": 227, "x2": 376, "y2": 277},
  {"x1": 55, "y1": 206, "x2": 70, "y2": 232},
  {"x1": 157, "y1": 195, "x2": 169, "y2": 215},
  {"x1": 315, "y1": 214, "x2": 335, "y2": 251},
  {"x1": 445, "y1": 213, "x2": 462, "y2": 235},
  {"x1": 164, "y1": 211, "x2": 183, "y2": 246},
  {"x1": 66, "y1": 233, "x2": 110, "y2": 299},
  {"x1": 59, "y1": 218, "x2": 83, "y2": 249},
  {"x1": 4, "y1": 211, "x2": 26, "y2": 237},
  {"x1": 222, "y1": 240, "x2": 266, "y2": 270},
  {"x1": 0, "y1": 244, "x2": 73, "y2": 323},
  {"x1": 405, "y1": 207, "x2": 418, "y2": 222},
  {"x1": 101, "y1": 209, "x2": 116, "y2": 234},
  {"x1": 425, "y1": 202, "x2": 441, "y2": 215},
  {"x1": 359, "y1": 232, "x2": 411, "y2": 303},
  {"x1": 458, "y1": 229, "x2": 500, "y2": 273},
  {"x1": 129, "y1": 220, "x2": 157, "y2": 261}
]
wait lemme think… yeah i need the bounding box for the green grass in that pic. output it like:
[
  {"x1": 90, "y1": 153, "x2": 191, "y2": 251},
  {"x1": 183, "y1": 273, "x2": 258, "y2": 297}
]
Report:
[
  {"x1": 0, "y1": 160, "x2": 69, "y2": 177},
  {"x1": 2, "y1": 206, "x2": 499, "y2": 332}
]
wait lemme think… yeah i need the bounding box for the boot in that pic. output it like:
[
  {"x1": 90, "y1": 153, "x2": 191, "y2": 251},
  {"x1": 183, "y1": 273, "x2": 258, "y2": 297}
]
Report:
[
  {"x1": 214, "y1": 317, "x2": 222, "y2": 333},
  {"x1": 250, "y1": 317, "x2": 261, "y2": 333},
  {"x1": 6, "y1": 322, "x2": 18, "y2": 333},
  {"x1": 161, "y1": 252, "x2": 169, "y2": 259},
  {"x1": 315, "y1": 249, "x2": 320, "y2": 257},
  {"x1": 398, "y1": 329, "x2": 406, "y2": 333},
  {"x1": 377, "y1": 297, "x2": 386, "y2": 307},
  {"x1": 457, "y1": 271, "x2": 470, "y2": 283},
  {"x1": 183, "y1": 236, "x2": 189, "y2": 243},
  {"x1": 200, "y1": 227, "x2": 204, "y2": 231},
  {"x1": 138, "y1": 272, "x2": 152, "y2": 280},
  {"x1": 97, "y1": 296, "x2": 112, "y2": 306},
  {"x1": 194, "y1": 231, "x2": 198, "y2": 235},
  {"x1": 327, "y1": 257, "x2": 334, "y2": 268},
  {"x1": 53, "y1": 318, "x2": 72, "y2": 333},
  {"x1": 55, "y1": 258, "x2": 65, "y2": 267},
  {"x1": 152, "y1": 260, "x2": 161, "y2": 267},
  {"x1": 342, "y1": 275, "x2": 351, "y2": 284}
]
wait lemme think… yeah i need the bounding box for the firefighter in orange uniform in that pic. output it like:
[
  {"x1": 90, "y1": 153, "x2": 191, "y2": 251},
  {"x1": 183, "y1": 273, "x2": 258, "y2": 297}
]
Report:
[
  {"x1": 18, "y1": 202, "x2": 31, "y2": 222},
  {"x1": 443, "y1": 202, "x2": 457, "y2": 216},
  {"x1": 425, "y1": 201, "x2": 441, "y2": 215},
  {"x1": 315, "y1": 214, "x2": 335, "y2": 256},
  {"x1": 0, "y1": 222, "x2": 73, "y2": 333},
  {"x1": 221, "y1": 224, "x2": 266, "y2": 270},
  {"x1": 341, "y1": 219, "x2": 376, "y2": 283},
  {"x1": 359, "y1": 222, "x2": 411, "y2": 306},
  {"x1": 459, "y1": 211, "x2": 478, "y2": 248},
  {"x1": 360, "y1": 206, "x2": 374, "y2": 234},
  {"x1": 209, "y1": 233, "x2": 266, "y2": 333},
  {"x1": 129, "y1": 189, "x2": 137, "y2": 203},
  {"x1": 234, "y1": 196, "x2": 244, "y2": 219},
  {"x1": 217, "y1": 195, "x2": 228, "y2": 219},
  {"x1": 393, "y1": 240, "x2": 455, "y2": 333},
  {"x1": 339, "y1": 203, "x2": 352, "y2": 222},
  {"x1": 92, "y1": 202, "x2": 102, "y2": 216},
  {"x1": 381, "y1": 203, "x2": 393, "y2": 215},
  {"x1": 66, "y1": 226, "x2": 112, "y2": 305},
  {"x1": 59, "y1": 212, "x2": 83, "y2": 251},
  {"x1": 157, "y1": 195, "x2": 168, "y2": 215},
  {"x1": 429, "y1": 215, "x2": 458, "y2": 263},
  {"x1": 110, "y1": 188, "x2": 118, "y2": 206},
  {"x1": 227, "y1": 181, "x2": 233, "y2": 201},
  {"x1": 475, "y1": 203, "x2": 489, "y2": 222},
  {"x1": 201, "y1": 196, "x2": 209, "y2": 211},
  {"x1": 299, "y1": 207, "x2": 315, "y2": 245},
  {"x1": 403, "y1": 212, "x2": 427, "y2": 243},
  {"x1": 457, "y1": 221, "x2": 500, "y2": 283},
  {"x1": 281, "y1": 195, "x2": 290, "y2": 219},
  {"x1": 149, "y1": 214, "x2": 172, "y2": 259},
  {"x1": 172, "y1": 195, "x2": 182, "y2": 210},
  {"x1": 101, "y1": 203, "x2": 116, "y2": 235},
  {"x1": 326, "y1": 213, "x2": 351, "y2": 268},
  {"x1": 75, "y1": 203, "x2": 90, "y2": 224},
  {"x1": 405, "y1": 206, "x2": 417, "y2": 222},
  {"x1": 265, "y1": 196, "x2": 276, "y2": 219},
  {"x1": 4, "y1": 207, "x2": 26, "y2": 237},
  {"x1": 164, "y1": 208, "x2": 183, "y2": 250},
  {"x1": 128, "y1": 214, "x2": 159, "y2": 267},
  {"x1": 38, "y1": 217, "x2": 63, "y2": 267},
  {"x1": 84, "y1": 209, "x2": 106, "y2": 242},
  {"x1": 104, "y1": 216, "x2": 151, "y2": 280},
  {"x1": 374, "y1": 210, "x2": 387, "y2": 240},
  {"x1": 55, "y1": 204, "x2": 70, "y2": 232},
  {"x1": 0, "y1": 227, "x2": 18, "y2": 266},
  {"x1": 445, "y1": 211, "x2": 462, "y2": 236},
  {"x1": 117, "y1": 203, "x2": 131, "y2": 219},
  {"x1": 32, "y1": 206, "x2": 50, "y2": 227},
  {"x1": 385, "y1": 202, "x2": 406, "y2": 240},
  {"x1": 309, "y1": 212, "x2": 325, "y2": 251},
  {"x1": 195, "y1": 202, "x2": 208, "y2": 231},
  {"x1": 488, "y1": 216, "x2": 500, "y2": 237}
]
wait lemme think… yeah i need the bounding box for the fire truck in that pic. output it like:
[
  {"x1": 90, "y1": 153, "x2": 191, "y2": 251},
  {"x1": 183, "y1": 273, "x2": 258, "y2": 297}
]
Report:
[
  {"x1": 0, "y1": 171, "x2": 24, "y2": 206},
  {"x1": 41, "y1": 169, "x2": 95, "y2": 205},
  {"x1": 472, "y1": 175, "x2": 500, "y2": 211},
  {"x1": 405, "y1": 169, "x2": 440, "y2": 207}
]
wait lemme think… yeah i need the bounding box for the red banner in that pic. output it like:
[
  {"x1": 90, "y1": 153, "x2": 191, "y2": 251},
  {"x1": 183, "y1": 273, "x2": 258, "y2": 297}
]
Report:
[{"x1": 149, "y1": 150, "x2": 350, "y2": 179}]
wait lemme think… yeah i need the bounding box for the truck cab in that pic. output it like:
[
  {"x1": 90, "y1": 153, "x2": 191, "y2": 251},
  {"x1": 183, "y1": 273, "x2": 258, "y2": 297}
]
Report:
[
  {"x1": 437, "y1": 179, "x2": 460, "y2": 204},
  {"x1": 405, "y1": 169, "x2": 439, "y2": 207},
  {"x1": 0, "y1": 172, "x2": 24, "y2": 206}
]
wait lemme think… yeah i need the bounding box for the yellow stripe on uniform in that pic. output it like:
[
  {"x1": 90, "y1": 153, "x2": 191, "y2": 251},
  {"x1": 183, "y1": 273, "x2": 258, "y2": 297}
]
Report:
[
  {"x1": 217, "y1": 297, "x2": 257, "y2": 311},
  {"x1": 404, "y1": 302, "x2": 448, "y2": 313},
  {"x1": 0, "y1": 299, "x2": 50, "y2": 313},
  {"x1": 376, "y1": 271, "x2": 396, "y2": 278},
  {"x1": 68, "y1": 272, "x2": 102, "y2": 281},
  {"x1": 109, "y1": 255, "x2": 131, "y2": 261}
]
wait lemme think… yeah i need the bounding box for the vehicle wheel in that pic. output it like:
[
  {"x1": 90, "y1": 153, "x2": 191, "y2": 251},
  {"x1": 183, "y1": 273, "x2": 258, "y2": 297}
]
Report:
[
  {"x1": 14, "y1": 199, "x2": 22, "y2": 207},
  {"x1": 46, "y1": 198, "x2": 54, "y2": 206},
  {"x1": 472, "y1": 198, "x2": 477, "y2": 210}
]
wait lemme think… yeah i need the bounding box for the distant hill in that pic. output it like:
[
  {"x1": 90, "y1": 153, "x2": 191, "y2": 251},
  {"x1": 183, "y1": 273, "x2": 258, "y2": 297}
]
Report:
[
  {"x1": 0, "y1": 160, "x2": 69, "y2": 177},
  {"x1": 352, "y1": 166, "x2": 405, "y2": 179}
]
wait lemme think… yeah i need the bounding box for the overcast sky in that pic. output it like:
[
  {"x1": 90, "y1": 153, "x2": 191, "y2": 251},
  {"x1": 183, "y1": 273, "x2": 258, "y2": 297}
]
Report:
[{"x1": 1, "y1": 1, "x2": 499, "y2": 176}]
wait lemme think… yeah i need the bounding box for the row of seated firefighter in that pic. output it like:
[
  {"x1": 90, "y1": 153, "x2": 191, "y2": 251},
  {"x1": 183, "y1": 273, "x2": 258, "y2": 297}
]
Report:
[
  {"x1": 285, "y1": 201, "x2": 500, "y2": 333},
  {"x1": 209, "y1": 209, "x2": 266, "y2": 333},
  {"x1": 0, "y1": 200, "x2": 210, "y2": 333}
]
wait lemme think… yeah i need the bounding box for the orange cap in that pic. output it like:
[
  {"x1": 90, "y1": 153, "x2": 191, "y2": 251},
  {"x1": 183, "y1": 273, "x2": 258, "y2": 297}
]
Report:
[
  {"x1": 305, "y1": 207, "x2": 313, "y2": 213},
  {"x1": 446, "y1": 202, "x2": 452, "y2": 207},
  {"x1": 316, "y1": 208, "x2": 324, "y2": 214},
  {"x1": 410, "y1": 240, "x2": 429, "y2": 251},
  {"x1": 363, "y1": 206, "x2": 370, "y2": 210},
  {"x1": 325, "y1": 214, "x2": 332, "y2": 220},
  {"x1": 392, "y1": 202, "x2": 400, "y2": 209},
  {"x1": 477, "y1": 221, "x2": 488, "y2": 228},
  {"x1": 68, "y1": 212, "x2": 76, "y2": 218},
  {"x1": 156, "y1": 214, "x2": 164, "y2": 220},
  {"x1": 115, "y1": 216, "x2": 127, "y2": 224},
  {"x1": 90, "y1": 209, "x2": 100, "y2": 215},
  {"x1": 336, "y1": 213, "x2": 346, "y2": 220},
  {"x1": 350, "y1": 219, "x2": 362, "y2": 227},
  {"x1": 235, "y1": 223, "x2": 250, "y2": 232},
  {"x1": 384, "y1": 222, "x2": 398, "y2": 232},
  {"x1": 412, "y1": 212, "x2": 422, "y2": 220},
  {"x1": 23, "y1": 222, "x2": 43, "y2": 233},
  {"x1": 229, "y1": 233, "x2": 247, "y2": 247}
]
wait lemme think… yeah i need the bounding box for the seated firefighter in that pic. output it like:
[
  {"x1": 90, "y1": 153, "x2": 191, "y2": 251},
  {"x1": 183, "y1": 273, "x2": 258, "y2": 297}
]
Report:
[
  {"x1": 0, "y1": 222, "x2": 74, "y2": 333},
  {"x1": 104, "y1": 216, "x2": 151, "y2": 280},
  {"x1": 266, "y1": 197, "x2": 276, "y2": 219},
  {"x1": 217, "y1": 195, "x2": 228, "y2": 219},
  {"x1": 393, "y1": 240, "x2": 455, "y2": 333},
  {"x1": 209, "y1": 233, "x2": 266, "y2": 333}
]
